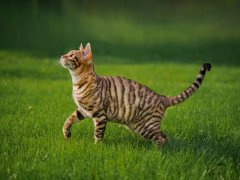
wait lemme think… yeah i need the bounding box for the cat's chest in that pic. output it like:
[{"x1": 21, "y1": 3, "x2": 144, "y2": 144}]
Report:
[
  {"x1": 78, "y1": 104, "x2": 92, "y2": 118},
  {"x1": 72, "y1": 92, "x2": 93, "y2": 118},
  {"x1": 73, "y1": 98, "x2": 92, "y2": 117}
]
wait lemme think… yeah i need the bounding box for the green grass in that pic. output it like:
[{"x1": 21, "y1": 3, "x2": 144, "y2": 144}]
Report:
[
  {"x1": 0, "y1": 51, "x2": 239, "y2": 179},
  {"x1": 1, "y1": 1, "x2": 240, "y2": 179}
]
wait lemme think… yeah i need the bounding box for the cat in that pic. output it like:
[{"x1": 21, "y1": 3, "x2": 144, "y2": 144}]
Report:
[{"x1": 60, "y1": 43, "x2": 211, "y2": 146}]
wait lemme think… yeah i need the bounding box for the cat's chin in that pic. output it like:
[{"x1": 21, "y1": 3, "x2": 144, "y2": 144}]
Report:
[
  {"x1": 60, "y1": 59, "x2": 72, "y2": 70},
  {"x1": 60, "y1": 63, "x2": 69, "y2": 69},
  {"x1": 63, "y1": 65, "x2": 75, "y2": 70}
]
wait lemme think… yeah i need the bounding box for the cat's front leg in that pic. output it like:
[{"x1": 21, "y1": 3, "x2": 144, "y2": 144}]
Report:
[
  {"x1": 93, "y1": 115, "x2": 108, "y2": 144},
  {"x1": 63, "y1": 110, "x2": 84, "y2": 139}
]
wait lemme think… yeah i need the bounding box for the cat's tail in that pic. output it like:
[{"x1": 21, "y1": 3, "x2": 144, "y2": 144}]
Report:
[{"x1": 166, "y1": 63, "x2": 211, "y2": 107}]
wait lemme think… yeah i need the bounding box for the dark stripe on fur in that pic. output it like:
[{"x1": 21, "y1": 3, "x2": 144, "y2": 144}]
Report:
[{"x1": 76, "y1": 110, "x2": 84, "y2": 120}]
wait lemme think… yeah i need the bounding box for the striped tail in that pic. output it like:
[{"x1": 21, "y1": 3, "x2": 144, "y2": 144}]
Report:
[{"x1": 167, "y1": 63, "x2": 211, "y2": 107}]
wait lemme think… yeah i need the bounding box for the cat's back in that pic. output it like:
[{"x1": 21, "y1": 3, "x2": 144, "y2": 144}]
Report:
[{"x1": 102, "y1": 75, "x2": 159, "y2": 99}]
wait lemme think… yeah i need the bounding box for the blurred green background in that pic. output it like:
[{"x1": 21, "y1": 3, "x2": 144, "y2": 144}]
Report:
[{"x1": 1, "y1": 0, "x2": 240, "y2": 65}]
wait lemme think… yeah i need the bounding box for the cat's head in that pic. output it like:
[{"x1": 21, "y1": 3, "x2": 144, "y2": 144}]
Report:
[{"x1": 60, "y1": 43, "x2": 93, "y2": 70}]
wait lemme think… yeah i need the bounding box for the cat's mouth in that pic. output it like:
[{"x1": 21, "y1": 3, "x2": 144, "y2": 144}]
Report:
[
  {"x1": 60, "y1": 57, "x2": 72, "y2": 69},
  {"x1": 60, "y1": 56, "x2": 80, "y2": 70}
]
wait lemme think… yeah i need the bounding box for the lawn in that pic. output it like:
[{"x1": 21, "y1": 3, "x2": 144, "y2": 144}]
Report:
[
  {"x1": 0, "y1": 50, "x2": 239, "y2": 179},
  {"x1": 0, "y1": 1, "x2": 240, "y2": 179}
]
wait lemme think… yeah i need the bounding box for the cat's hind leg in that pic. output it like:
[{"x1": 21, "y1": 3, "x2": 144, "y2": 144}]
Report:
[
  {"x1": 151, "y1": 131, "x2": 167, "y2": 147},
  {"x1": 133, "y1": 117, "x2": 167, "y2": 146},
  {"x1": 63, "y1": 110, "x2": 84, "y2": 139}
]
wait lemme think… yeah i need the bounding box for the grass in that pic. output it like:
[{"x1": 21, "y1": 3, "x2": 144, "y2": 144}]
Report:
[
  {"x1": 1, "y1": 0, "x2": 240, "y2": 179},
  {"x1": 0, "y1": 51, "x2": 240, "y2": 179}
]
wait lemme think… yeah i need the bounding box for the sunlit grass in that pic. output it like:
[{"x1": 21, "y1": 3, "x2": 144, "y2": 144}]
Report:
[{"x1": 0, "y1": 51, "x2": 239, "y2": 179}]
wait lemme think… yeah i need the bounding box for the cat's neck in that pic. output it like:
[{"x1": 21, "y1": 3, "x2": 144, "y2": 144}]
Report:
[{"x1": 69, "y1": 67, "x2": 98, "y2": 87}]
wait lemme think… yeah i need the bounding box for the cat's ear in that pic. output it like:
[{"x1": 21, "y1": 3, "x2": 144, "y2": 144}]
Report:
[
  {"x1": 83, "y1": 43, "x2": 92, "y2": 64},
  {"x1": 79, "y1": 43, "x2": 84, "y2": 52}
]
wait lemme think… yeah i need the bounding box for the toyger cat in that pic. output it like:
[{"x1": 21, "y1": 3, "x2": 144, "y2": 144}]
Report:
[{"x1": 60, "y1": 43, "x2": 211, "y2": 146}]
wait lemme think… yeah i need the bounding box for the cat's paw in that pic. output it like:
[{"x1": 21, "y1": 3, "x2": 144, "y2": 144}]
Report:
[
  {"x1": 155, "y1": 136, "x2": 167, "y2": 148},
  {"x1": 94, "y1": 138, "x2": 102, "y2": 144}
]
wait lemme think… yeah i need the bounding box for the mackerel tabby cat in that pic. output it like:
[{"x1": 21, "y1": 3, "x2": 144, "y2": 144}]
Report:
[{"x1": 60, "y1": 43, "x2": 211, "y2": 146}]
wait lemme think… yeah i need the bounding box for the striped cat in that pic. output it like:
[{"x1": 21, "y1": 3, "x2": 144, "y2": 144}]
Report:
[{"x1": 60, "y1": 43, "x2": 211, "y2": 146}]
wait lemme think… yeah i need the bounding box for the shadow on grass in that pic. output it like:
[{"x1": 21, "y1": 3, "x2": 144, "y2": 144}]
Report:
[
  {"x1": 103, "y1": 130, "x2": 240, "y2": 165},
  {"x1": 165, "y1": 133, "x2": 239, "y2": 163},
  {"x1": 0, "y1": 68, "x2": 67, "y2": 81},
  {"x1": 2, "y1": 39, "x2": 240, "y2": 66},
  {"x1": 94, "y1": 40, "x2": 240, "y2": 66}
]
